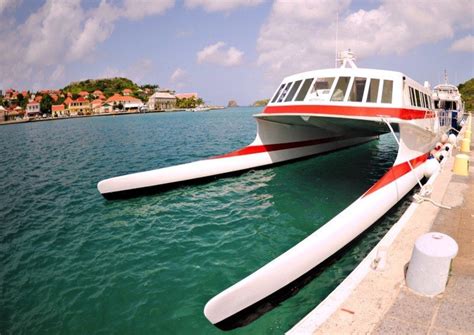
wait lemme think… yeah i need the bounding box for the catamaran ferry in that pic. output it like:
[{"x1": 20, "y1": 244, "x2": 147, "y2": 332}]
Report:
[
  {"x1": 97, "y1": 51, "x2": 457, "y2": 330},
  {"x1": 432, "y1": 72, "x2": 465, "y2": 130}
]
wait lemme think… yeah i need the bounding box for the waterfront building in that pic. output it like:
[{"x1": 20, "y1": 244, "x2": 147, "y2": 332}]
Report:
[
  {"x1": 0, "y1": 106, "x2": 5, "y2": 121},
  {"x1": 147, "y1": 92, "x2": 176, "y2": 111},
  {"x1": 5, "y1": 106, "x2": 24, "y2": 121},
  {"x1": 52, "y1": 104, "x2": 66, "y2": 117},
  {"x1": 106, "y1": 94, "x2": 143, "y2": 110},
  {"x1": 68, "y1": 97, "x2": 91, "y2": 116},
  {"x1": 101, "y1": 102, "x2": 113, "y2": 113},
  {"x1": 26, "y1": 102, "x2": 41, "y2": 118},
  {"x1": 64, "y1": 97, "x2": 73, "y2": 106},
  {"x1": 91, "y1": 99, "x2": 104, "y2": 114}
]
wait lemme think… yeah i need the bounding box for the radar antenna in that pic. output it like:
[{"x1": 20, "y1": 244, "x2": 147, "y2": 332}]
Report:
[{"x1": 337, "y1": 49, "x2": 357, "y2": 68}]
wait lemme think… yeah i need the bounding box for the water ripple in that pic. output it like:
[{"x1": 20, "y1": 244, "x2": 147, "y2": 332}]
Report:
[{"x1": 0, "y1": 110, "x2": 409, "y2": 334}]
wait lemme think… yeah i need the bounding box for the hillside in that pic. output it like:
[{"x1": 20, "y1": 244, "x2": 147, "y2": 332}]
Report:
[
  {"x1": 458, "y1": 78, "x2": 474, "y2": 112},
  {"x1": 253, "y1": 98, "x2": 269, "y2": 107},
  {"x1": 62, "y1": 77, "x2": 140, "y2": 98}
]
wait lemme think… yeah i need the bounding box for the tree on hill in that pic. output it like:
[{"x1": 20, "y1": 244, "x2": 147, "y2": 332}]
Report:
[
  {"x1": 63, "y1": 77, "x2": 141, "y2": 98},
  {"x1": 253, "y1": 99, "x2": 269, "y2": 107},
  {"x1": 16, "y1": 93, "x2": 28, "y2": 109},
  {"x1": 40, "y1": 94, "x2": 53, "y2": 114},
  {"x1": 458, "y1": 78, "x2": 474, "y2": 112},
  {"x1": 176, "y1": 97, "x2": 203, "y2": 108}
]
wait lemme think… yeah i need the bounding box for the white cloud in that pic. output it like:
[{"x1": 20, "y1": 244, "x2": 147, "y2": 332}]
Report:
[
  {"x1": 0, "y1": 0, "x2": 174, "y2": 90},
  {"x1": 0, "y1": 0, "x2": 19, "y2": 14},
  {"x1": 197, "y1": 41, "x2": 244, "y2": 66},
  {"x1": 122, "y1": 0, "x2": 174, "y2": 20},
  {"x1": 184, "y1": 0, "x2": 264, "y2": 12},
  {"x1": 257, "y1": 0, "x2": 474, "y2": 83},
  {"x1": 24, "y1": 0, "x2": 83, "y2": 66},
  {"x1": 449, "y1": 35, "x2": 474, "y2": 53},
  {"x1": 170, "y1": 68, "x2": 186, "y2": 82},
  {"x1": 51, "y1": 64, "x2": 65, "y2": 82}
]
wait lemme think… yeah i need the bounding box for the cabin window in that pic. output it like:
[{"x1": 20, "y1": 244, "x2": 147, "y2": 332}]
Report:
[
  {"x1": 415, "y1": 90, "x2": 421, "y2": 107},
  {"x1": 381, "y1": 80, "x2": 393, "y2": 103},
  {"x1": 295, "y1": 78, "x2": 314, "y2": 101},
  {"x1": 367, "y1": 79, "x2": 379, "y2": 103},
  {"x1": 271, "y1": 84, "x2": 285, "y2": 103},
  {"x1": 310, "y1": 77, "x2": 335, "y2": 100},
  {"x1": 285, "y1": 80, "x2": 302, "y2": 102},
  {"x1": 409, "y1": 87, "x2": 415, "y2": 106},
  {"x1": 348, "y1": 77, "x2": 367, "y2": 102},
  {"x1": 277, "y1": 82, "x2": 293, "y2": 102},
  {"x1": 330, "y1": 77, "x2": 350, "y2": 101},
  {"x1": 423, "y1": 94, "x2": 429, "y2": 108},
  {"x1": 434, "y1": 100, "x2": 439, "y2": 109}
]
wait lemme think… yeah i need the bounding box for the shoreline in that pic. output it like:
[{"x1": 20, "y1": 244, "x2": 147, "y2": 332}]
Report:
[{"x1": 0, "y1": 106, "x2": 229, "y2": 126}]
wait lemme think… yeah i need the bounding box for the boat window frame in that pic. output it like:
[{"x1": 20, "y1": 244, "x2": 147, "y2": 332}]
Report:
[
  {"x1": 381, "y1": 79, "x2": 394, "y2": 104},
  {"x1": 295, "y1": 78, "x2": 315, "y2": 102},
  {"x1": 330, "y1": 76, "x2": 351, "y2": 102},
  {"x1": 277, "y1": 82, "x2": 293, "y2": 103},
  {"x1": 423, "y1": 93, "x2": 429, "y2": 109},
  {"x1": 348, "y1": 76, "x2": 367, "y2": 102},
  {"x1": 308, "y1": 77, "x2": 336, "y2": 102},
  {"x1": 409, "y1": 87, "x2": 415, "y2": 106},
  {"x1": 271, "y1": 83, "x2": 286, "y2": 103},
  {"x1": 285, "y1": 79, "x2": 303, "y2": 102},
  {"x1": 366, "y1": 78, "x2": 380, "y2": 103},
  {"x1": 415, "y1": 89, "x2": 421, "y2": 107}
]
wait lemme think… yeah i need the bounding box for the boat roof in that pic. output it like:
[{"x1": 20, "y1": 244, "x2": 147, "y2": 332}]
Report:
[{"x1": 279, "y1": 66, "x2": 428, "y2": 93}]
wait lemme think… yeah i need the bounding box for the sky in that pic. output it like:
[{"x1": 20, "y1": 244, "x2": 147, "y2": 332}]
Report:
[{"x1": 0, "y1": 0, "x2": 473, "y2": 105}]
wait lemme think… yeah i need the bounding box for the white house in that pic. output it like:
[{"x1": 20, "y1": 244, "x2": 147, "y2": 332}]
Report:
[
  {"x1": 26, "y1": 102, "x2": 41, "y2": 118},
  {"x1": 147, "y1": 92, "x2": 176, "y2": 111}
]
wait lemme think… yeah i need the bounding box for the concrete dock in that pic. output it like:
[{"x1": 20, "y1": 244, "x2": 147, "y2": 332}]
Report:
[{"x1": 290, "y1": 116, "x2": 473, "y2": 334}]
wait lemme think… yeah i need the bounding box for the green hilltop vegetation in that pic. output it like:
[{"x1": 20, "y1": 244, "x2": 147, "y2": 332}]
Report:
[
  {"x1": 62, "y1": 77, "x2": 146, "y2": 98},
  {"x1": 253, "y1": 98, "x2": 269, "y2": 107},
  {"x1": 458, "y1": 78, "x2": 474, "y2": 112}
]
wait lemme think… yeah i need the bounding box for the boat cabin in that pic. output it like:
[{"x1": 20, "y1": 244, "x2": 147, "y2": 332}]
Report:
[{"x1": 267, "y1": 67, "x2": 434, "y2": 112}]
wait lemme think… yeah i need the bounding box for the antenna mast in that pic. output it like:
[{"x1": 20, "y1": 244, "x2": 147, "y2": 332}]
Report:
[{"x1": 335, "y1": 9, "x2": 339, "y2": 68}]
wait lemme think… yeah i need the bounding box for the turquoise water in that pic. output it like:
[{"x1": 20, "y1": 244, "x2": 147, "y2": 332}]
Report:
[{"x1": 0, "y1": 107, "x2": 411, "y2": 334}]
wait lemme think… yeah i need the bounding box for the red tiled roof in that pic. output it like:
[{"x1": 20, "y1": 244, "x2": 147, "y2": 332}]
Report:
[
  {"x1": 79, "y1": 91, "x2": 89, "y2": 97},
  {"x1": 106, "y1": 94, "x2": 141, "y2": 103},
  {"x1": 64, "y1": 97, "x2": 73, "y2": 105},
  {"x1": 75, "y1": 97, "x2": 87, "y2": 102},
  {"x1": 27, "y1": 102, "x2": 39, "y2": 106},
  {"x1": 52, "y1": 104, "x2": 65, "y2": 111}
]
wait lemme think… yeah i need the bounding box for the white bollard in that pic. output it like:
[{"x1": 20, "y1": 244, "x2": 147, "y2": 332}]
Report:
[{"x1": 406, "y1": 232, "x2": 458, "y2": 296}]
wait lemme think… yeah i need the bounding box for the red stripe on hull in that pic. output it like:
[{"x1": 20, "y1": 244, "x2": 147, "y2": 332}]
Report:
[
  {"x1": 363, "y1": 153, "x2": 429, "y2": 197},
  {"x1": 263, "y1": 105, "x2": 435, "y2": 120},
  {"x1": 213, "y1": 136, "x2": 351, "y2": 159}
]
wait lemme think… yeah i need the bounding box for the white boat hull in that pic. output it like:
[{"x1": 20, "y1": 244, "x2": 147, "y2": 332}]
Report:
[{"x1": 97, "y1": 118, "x2": 379, "y2": 199}]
